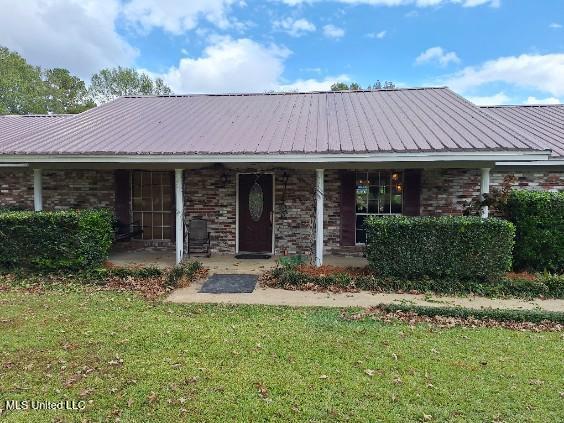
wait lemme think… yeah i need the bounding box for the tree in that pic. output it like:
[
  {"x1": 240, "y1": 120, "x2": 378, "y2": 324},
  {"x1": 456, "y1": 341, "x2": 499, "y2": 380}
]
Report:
[
  {"x1": 330, "y1": 80, "x2": 396, "y2": 91},
  {"x1": 0, "y1": 46, "x2": 95, "y2": 115},
  {"x1": 44, "y1": 68, "x2": 95, "y2": 114},
  {"x1": 89, "y1": 67, "x2": 172, "y2": 104},
  {"x1": 0, "y1": 47, "x2": 46, "y2": 114}
]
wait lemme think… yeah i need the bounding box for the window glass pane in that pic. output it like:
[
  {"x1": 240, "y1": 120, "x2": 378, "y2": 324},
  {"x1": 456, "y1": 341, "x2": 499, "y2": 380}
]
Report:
[
  {"x1": 356, "y1": 215, "x2": 367, "y2": 244},
  {"x1": 162, "y1": 226, "x2": 171, "y2": 240},
  {"x1": 153, "y1": 186, "x2": 163, "y2": 210},
  {"x1": 355, "y1": 172, "x2": 368, "y2": 213},
  {"x1": 367, "y1": 171, "x2": 379, "y2": 187},
  {"x1": 391, "y1": 194, "x2": 402, "y2": 213},
  {"x1": 379, "y1": 185, "x2": 390, "y2": 213},
  {"x1": 368, "y1": 186, "x2": 379, "y2": 213}
]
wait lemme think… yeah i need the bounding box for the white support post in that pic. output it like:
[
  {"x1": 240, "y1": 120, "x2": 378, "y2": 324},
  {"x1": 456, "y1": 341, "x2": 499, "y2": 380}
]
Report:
[
  {"x1": 33, "y1": 168, "x2": 43, "y2": 211},
  {"x1": 480, "y1": 167, "x2": 490, "y2": 218},
  {"x1": 315, "y1": 169, "x2": 324, "y2": 267},
  {"x1": 175, "y1": 169, "x2": 184, "y2": 264}
]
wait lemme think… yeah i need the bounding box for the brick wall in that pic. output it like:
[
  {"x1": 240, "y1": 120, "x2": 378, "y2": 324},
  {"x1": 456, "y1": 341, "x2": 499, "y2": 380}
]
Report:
[
  {"x1": 0, "y1": 169, "x2": 33, "y2": 209},
  {"x1": 43, "y1": 170, "x2": 115, "y2": 210},
  {"x1": 0, "y1": 169, "x2": 115, "y2": 210},
  {"x1": 420, "y1": 168, "x2": 564, "y2": 216}
]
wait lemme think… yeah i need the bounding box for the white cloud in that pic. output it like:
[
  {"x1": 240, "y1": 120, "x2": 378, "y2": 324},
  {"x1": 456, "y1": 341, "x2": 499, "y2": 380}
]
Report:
[
  {"x1": 273, "y1": 17, "x2": 316, "y2": 37},
  {"x1": 549, "y1": 22, "x2": 562, "y2": 29},
  {"x1": 0, "y1": 0, "x2": 137, "y2": 79},
  {"x1": 322, "y1": 24, "x2": 345, "y2": 39},
  {"x1": 279, "y1": 0, "x2": 499, "y2": 7},
  {"x1": 154, "y1": 37, "x2": 349, "y2": 94},
  {"x1": 446, "y1": 53, "x2": 564, "y2": 97},
  {"x1": 525, "y1": 96, "x2": 561, "y2": 105},
  {"x1": 466, "y1": 92, "x2": 511, "y2": 106},
  {"x1": 122, "y1": 0, "x2": 239, "y2": 34},
  {"x1": 367, "y1": 30, "x2": 387, "y2": 39},
  {"x1": 415, "y1": 46, "x2": 460, "y2": 66},
  {"x1": 277, "y1": 74, "x2": 350, "y2": 91}
]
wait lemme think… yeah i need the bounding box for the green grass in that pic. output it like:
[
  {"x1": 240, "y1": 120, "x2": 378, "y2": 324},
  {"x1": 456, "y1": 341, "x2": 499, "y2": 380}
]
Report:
[{"x1": 0, "y1": 290, "x2": 563, "y2": 422}]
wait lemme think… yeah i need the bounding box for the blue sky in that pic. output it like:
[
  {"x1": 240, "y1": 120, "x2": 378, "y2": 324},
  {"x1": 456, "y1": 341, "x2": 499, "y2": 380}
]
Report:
[{"x1": 1, "y1": 0, "x2": 563, "y2": 105}]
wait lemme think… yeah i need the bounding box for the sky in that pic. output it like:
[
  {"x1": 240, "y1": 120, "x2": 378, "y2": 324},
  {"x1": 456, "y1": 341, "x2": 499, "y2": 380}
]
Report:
[{"x1": 0, "y1": 0, "x2": 563, "y2": 105}]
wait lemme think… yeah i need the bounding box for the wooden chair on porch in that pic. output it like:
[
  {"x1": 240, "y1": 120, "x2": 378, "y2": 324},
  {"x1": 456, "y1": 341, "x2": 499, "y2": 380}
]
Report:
[{"x1": 184, "y1": 218, "x2": 211, "y2": 258}]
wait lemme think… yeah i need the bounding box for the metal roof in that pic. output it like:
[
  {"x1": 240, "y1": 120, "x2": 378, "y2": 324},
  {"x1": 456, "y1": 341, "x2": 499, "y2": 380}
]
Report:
[
  {"x1": 0, "y1": 114, "x2": 69, "y2": 144},
  {"x1": 481, "y1": 104, "x2": 564, "y2": 158},
  {"x1": 0, "y1": 88, "x2": 551, "y2": 156}
]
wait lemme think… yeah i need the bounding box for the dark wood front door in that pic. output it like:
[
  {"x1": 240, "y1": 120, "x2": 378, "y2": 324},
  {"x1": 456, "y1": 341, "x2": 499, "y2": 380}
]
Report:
[{"x1": 238, "y1": 173, "x2": 273, "y2": 253}]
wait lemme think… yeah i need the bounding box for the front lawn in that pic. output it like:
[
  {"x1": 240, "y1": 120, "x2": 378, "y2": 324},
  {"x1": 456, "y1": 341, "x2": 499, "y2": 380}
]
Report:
[{"x1": 0, "y1": 290, "x2": 562, "y2": 422}]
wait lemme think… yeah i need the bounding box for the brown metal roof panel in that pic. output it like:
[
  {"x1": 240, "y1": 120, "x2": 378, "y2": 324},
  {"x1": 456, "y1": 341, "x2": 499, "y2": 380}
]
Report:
[
  {"x1": 0, "y1": 88, "x2": 553, "y2": 156},
  {"x1": 481, "y1": 104, "x2": 564, "y2": 157}
]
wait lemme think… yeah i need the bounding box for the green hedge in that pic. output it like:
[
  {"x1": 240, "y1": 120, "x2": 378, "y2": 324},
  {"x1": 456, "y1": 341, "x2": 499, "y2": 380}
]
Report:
[
  {"x1": 269, "y1": 266, "x2": 564, "y2": 299},
  {"x1": 376, "y1": 304, "x2": 564, "y2": 324},
  {"x1": 507, "y1": 190, "x2": 564, "y2": 273},
  {"x1": 0, "y1": 209, "x2": 114, "y2": 271},
  {"x1": 365, "y1": 216, "x2": 515, "y2": 281}
]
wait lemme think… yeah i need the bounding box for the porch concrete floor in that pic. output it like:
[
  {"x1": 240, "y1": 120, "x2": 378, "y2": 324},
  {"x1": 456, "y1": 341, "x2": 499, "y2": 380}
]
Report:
[{"x1": 108, "y1": 248, "x2": 368, "y2": 274}]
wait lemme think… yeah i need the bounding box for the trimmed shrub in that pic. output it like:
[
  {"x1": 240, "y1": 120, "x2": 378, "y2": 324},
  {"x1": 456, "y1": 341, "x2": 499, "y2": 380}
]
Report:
[
  {"x1": 364, "y1": 216, "x2": 515, "y2": 281},
  {"x1": 267, "y1": 266, "x2": 564, "y2": 299},
  {"x1": 0, "y1": 209, "x2": 114, "y2": 272},
  {"x1": 507, "y1": 190, "x2": 564, "y2": 273},
  {"x1": 377, "y1": 304, "x2": 564, "y2": 324}
]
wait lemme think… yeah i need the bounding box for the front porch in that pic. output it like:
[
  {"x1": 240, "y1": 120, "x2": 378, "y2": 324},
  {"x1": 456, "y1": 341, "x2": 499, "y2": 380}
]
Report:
[{"x1": 2, "y1": 162, "x2": 499, "y2": 267}]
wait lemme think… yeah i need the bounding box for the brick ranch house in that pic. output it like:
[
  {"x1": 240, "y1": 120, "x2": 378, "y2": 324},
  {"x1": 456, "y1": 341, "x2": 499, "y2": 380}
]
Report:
[{"x1": 0, "y1": 88, "x2": 562, "y2": 266}]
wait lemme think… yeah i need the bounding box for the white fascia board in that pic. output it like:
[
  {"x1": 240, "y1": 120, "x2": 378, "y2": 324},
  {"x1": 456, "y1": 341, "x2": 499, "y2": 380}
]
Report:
[
  {"x1": 495, "y1": 159, "x2": 564, "y2": 167},
  {"x1": 0, "y1": 151, "x2": 551, "y2": 164},
  {"x1": 0, "y1": 163, "x2": 28, "y2": 167}
]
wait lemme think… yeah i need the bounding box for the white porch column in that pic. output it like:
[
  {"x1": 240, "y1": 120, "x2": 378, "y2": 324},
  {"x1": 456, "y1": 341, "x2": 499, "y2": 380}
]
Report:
[
  {"x1": 33, "y1": 168, "x2": 43, "y2": 211},
  {"x1": 480, "y1": 167, "x2": 490, "y2": 218},
  {"x1": 175, "y1": 169, "x2": 184, "y2": 264},
  {"x1": 315, "y1": 169, "x2": 324, "y2": 267}
]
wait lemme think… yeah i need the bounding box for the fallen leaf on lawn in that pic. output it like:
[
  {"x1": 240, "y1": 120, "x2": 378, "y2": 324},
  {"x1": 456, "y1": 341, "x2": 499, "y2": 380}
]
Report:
[
  {"x1": 393, "y1": 377, "x2": 402, "y2": 384},
  {"x1": 319, "y1": 375, "x2": 328, "y2": 379},
  {"x1": 255, "y1": 382, "x2": 269, "y2": 399},
  {"x1": 178, "y1": 397, "x2": 187, "y2": 404},
  {"x1": 529, "y1": 379, "x2": 544, "y2": 385},
  {"x1": 392, "y1": 353, "x2": 398, "y2": 361},
  {"x1": 127, "y1": 398, "x2": 134, "y2": 408},
  {"x1": 147, "y1": 391, "x2": 158, "y2": 404},
  {"x1": 364, "y1": 369, "x2": 375, "y2": 377},
  {"x1": 79, "y1": 388, "x2": 93, "y2": 398},
  {"x1": 423, "y1": 414, "x2": 432, "y2": 421}
]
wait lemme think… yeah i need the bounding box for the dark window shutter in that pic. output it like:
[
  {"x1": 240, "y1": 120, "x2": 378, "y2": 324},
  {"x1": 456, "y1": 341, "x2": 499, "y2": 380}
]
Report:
[
  {"x1": 340, "y1": 170, "x2": 356, "y2": 246},
  {"x1": 114, "y1": 170, "x2": 130, "y2": 223},
  {"x1": 403, "y1": 169, "x2": 422, "y2": 216}
]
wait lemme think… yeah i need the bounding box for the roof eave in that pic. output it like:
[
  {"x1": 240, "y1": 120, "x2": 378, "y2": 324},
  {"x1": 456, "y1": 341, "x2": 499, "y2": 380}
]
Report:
[{"x1": 0, "y1": 150, "x2": 552, "y2": 165}]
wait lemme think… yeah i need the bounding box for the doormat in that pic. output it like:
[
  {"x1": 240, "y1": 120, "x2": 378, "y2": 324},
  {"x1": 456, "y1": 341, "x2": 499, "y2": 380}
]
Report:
[
  {"x1": 199, "y1": 274, "x2": 257, "y2": 294},
  {"x1": 234, "y1": 253, "x2": 272, "y2": 259}
]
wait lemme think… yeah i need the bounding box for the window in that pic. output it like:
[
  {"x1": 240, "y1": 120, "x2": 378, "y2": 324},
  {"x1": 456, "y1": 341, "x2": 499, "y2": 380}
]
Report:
[
  {"x1": 131, "y1": 171, "x2": 173, "y2": 240},
  {"x1": 355, "y1": 170, "x2": 403, "y2": 244}
]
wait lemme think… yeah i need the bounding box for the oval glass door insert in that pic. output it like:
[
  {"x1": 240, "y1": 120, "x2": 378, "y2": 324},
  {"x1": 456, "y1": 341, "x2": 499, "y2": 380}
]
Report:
[{"x1": 249, "y1": 182, "x2": 264, "y2": 222}]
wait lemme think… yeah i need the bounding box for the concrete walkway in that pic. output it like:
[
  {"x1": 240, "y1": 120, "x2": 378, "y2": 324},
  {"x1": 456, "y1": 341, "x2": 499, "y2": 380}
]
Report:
[{"x1": 167, "y1": 279, "x2": 564, "y2": 313}]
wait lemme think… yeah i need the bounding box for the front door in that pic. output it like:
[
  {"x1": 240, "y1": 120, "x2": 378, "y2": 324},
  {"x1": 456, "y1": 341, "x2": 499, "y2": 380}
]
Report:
[{"x1": 238, "y1": 173, "x2": 273, "y2": 253}]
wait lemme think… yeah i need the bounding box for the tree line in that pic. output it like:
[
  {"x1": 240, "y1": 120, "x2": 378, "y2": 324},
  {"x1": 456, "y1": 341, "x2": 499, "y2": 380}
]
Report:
[
  {"x1": 0, "y1": 46, "x2": 172, "y2": 115},
  {"x1": 330, "y1": 80, "x2": 395, "y2": 91}
]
